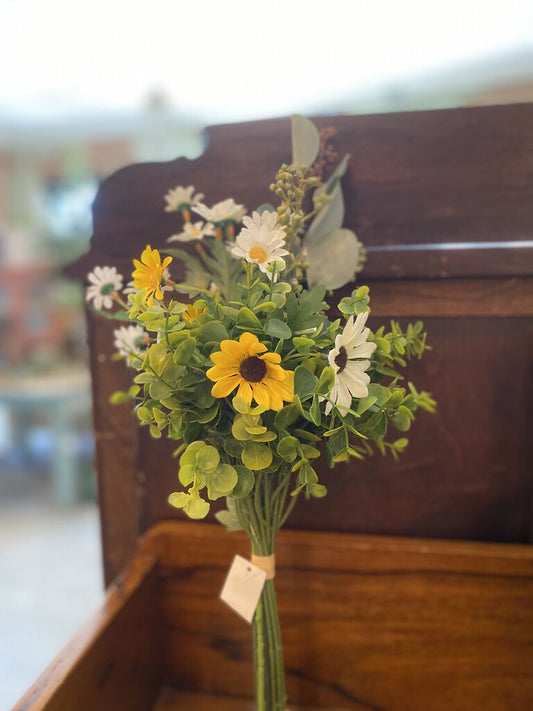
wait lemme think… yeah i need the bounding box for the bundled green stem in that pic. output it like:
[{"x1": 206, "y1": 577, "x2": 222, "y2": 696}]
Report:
[{"x1": 235, "y1": 469, "x2": 295, "y2": 711}]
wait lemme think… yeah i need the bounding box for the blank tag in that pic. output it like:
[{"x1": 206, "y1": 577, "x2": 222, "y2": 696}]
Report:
[{"x1": 220, "y1": 554, "x2": 266, "y2": 623}]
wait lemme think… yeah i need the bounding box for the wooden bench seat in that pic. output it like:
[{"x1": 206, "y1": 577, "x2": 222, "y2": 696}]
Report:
[{"x1": 15, "y1": 521, "x2": 533, "y2": 711}]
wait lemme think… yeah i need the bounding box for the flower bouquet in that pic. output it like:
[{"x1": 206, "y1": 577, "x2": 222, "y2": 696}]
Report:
[{"x1": 86, "y1": 116, "x2": 436, "y2": 711}]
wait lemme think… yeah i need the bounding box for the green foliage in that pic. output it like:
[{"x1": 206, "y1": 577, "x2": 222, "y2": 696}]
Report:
[{"x1": 99, "y1": 115, "x2": 437, "y2": 531}]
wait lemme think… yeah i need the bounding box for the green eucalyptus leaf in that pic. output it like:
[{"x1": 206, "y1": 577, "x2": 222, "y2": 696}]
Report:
[
  {"x1": 294, "y1": 365, "x2": 318, "y2": 398},
  {"x1": 197, "y1": 445, "x2": 220, "y2": 473},
  {"x1": 173, "y1": 336, "x2": 196, "y2": 364},
  {"x1": 277, "y1": 436, "x2": 299, "y2": 462},
  {"x1": 185, "y1": 495, "x2": 210, "y2": 519},
  {"x1": 232, "y1": 415, "x2": 252, "y2": 441},
  {"x1": 309, "y1": 483, "x2": 328, "y2": 498},
  {"x1": 237, "y1": 307, "x2": 262, "y2": 329},
  {"x1": 242, "y1": 442, "x2": 273, "y2": 470},
  {"x1": 307, "y1": 182, "x2": 344, "y2": 244},
  {"x1": 292, "y1": 336, "x2": 315, "y2": 354},
  {"x1": 207, "y1": 463, "x2": 238, "y2": 500},
  {"x1": 291, "y1": 114, "x2": 320, "y2": 167},
  {"x1": 356, "y1": 395, "x2": 377, "y2": 415},
  {"x1": 178, "y1": 464, "x2": 195, "y2": 487},
  {"x1": 168, "y1": 491, "x2": 190, "y2": 510},
  {"x1": 198, "y1": 321, "x2": 228, "y2": 344},
  {"x1": 231, "y1": 465, "x2": 255, "y2": 498},
  {"x1": 215, "y1": 508, "x2": 243, "y2": 531},
  {"x1": 309, "y1": 395, "x2": 321, "y2": 426},
  {"x1": 109, "y1": 390, "x2": 132, "y2": 405},
  {"x1": 315, "y1": 366, "x2": 335, "y2": 395},
  {"x1": 180, "y1": 440, "x2": 205, "y2": 466},
  {"x1": 306, "y1": 229, "x2": 362, "y2": 290},
  {"x1": 265, "y1": 318, "x2": 292, "y2": 340},
  {"x1": 148, "y1": 380, "x2": 174, "y2": 400},
  {"x1": 274, "y1": 403, "x2": 301, "y2": 430}
]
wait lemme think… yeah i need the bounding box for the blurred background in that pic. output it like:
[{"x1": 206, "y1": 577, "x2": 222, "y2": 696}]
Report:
[{"x1": 1, "y1": 0, "x2": 532, "y2": 706}]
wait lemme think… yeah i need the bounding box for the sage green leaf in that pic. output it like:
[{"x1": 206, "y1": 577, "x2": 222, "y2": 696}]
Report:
[
  {"x1": 197, "y1": 445, "x2": 220, "y2": 473},
  {"x1": 232, "y1": 396, "x2": 250, "y2": 414},
  {"x1": 274, "y1": 403, "x2": 300, "y2": 430},
  {"x1": 242, "y1": 442, "x2": 273, "y2": 470},
  {"x1": 215, "y1": 508, "x2": 243, "y2": 531},
  {"x1": 178, "y1": 464, "x2": 195, "y2": 487},
  {"x1": 109, "y1": 390, "x2": 132, "y2": 405},
  {"x1": 307, "y1": 183, "x2": 344, "y2": 244},
  {"x1": 309, "y1": 396, "x2": 321, "y2": 426},
  {"x1": 198, "y1": 321, "x2": 228, "y2": 344},
  {"x1": 180, "y1": 440, "x2": 205, "y2": 466},
  {"x1": 173, "y1": 336, "x2": 196, "y2": 364},
  {"x1": 207, "y1": 463, "x2": 238, "y2": 500},
  {"x1": 299, "y1": 443, "x2": 321, "y2": 459},
  {"x1": 292, "y1": 336, "x2": 315, "y2": 354},
  {"x1": 148, "y1": 380, "x2": 174, "y2": 401},
  {"x1": 237, "y1": 307, "x2": 262, "y2": 329},
  {"x1": 254, "y1": 301, "x2": 278, "y2": 314},
  {"x1": 306, "y1": 229, "x2": 362, "y2": 290},
  {"x1": 315, "y1": 366, "x2": 335, "y2": 395},
  {"x1": 294, "y1": 365, "x2": 318, "y2": 398},
  {"x1": 277, "y1": 436, "x2": 299, "y2": 462},
  {"x1": 185, "y1": 496, "x2": 210, "y2": 519},
  {"x1": 168, "y1": 491, "x2": 189, "y2": 510},
  {"x1": 231, "y1": 465, "x2": 255, "y2": 498},
  {"x1": 245, "y1": 425, "x2": 267, "y2": 435},
  {"x1": 291, "y1": 114, "x2": 320, "y2": 167},
  {"x1": 197, "y1": 403, "x2": 219, "y2": 424},
  {"x1": 136, "y1": 406, "x2": 152, "y2": 424},
  {"x1": 265, "y1": 318, "x2": 292, "y2": 340},
  {"x1": 232, "y1": 415, "x2": 252, "y2": 441},
  {"x1": 252, "y1": 431, "x2": 277, "y2": 442},
  {"x1": 309, "y1": 483, "x2": 328, "y2": 498},
  {"x1": 223, "y1": 437, "x2": 243, "y2": 458},
  {"x1": 356, "y1": 395, "x2": 377, "y2": 415}
]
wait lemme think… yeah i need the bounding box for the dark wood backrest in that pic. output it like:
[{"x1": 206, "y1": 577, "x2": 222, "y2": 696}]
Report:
[{"x1": 69, "y1": 104, "x2": 533, "y2": 584}]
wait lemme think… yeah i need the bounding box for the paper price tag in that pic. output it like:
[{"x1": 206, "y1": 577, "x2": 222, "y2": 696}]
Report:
[{"x1": 220, "y1": 554, "x2": 267, "y2": 623}]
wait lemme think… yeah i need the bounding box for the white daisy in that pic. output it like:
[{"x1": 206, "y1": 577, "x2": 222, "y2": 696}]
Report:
[
  {"x1": 113, "y1": 326, "x2": 150, "y2": 365},
  {"x1": 86, "y1": 266, "x2": 123, "y2": 310},
  {"x1": 325, "y1": 312, "x2": 377, "y2": 415},
  {"x1": 164, "y1": 185, "x2": 204, "y2": 212},
  {"x1": 231, "y1": 211, "x2": 289, "y2": 279},
  {"x1": 193, "y1": 198, "x2": 246, "y2": 225},
  {"x1": 167, "y1": 221, "x2": 215, "y2": 243}
]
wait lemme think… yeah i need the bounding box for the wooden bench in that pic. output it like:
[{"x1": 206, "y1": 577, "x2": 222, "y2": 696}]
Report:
[{"x1": 15, "y1": 103, "x2": 533, "y2": 710}]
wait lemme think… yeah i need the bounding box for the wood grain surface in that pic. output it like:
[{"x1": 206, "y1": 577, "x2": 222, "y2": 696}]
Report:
[
  {"x1": 141, "y1": 521, "x2": 533, "y2": 711},
  {"x1": 14, "y1": 521, "x2": 533, "y2": 710}
]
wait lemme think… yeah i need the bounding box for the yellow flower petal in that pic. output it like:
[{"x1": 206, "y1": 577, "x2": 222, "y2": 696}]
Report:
[
  {"x1": 236, "y1": 380, "x2": 253, "y2": 404},
  {"x1": 211, "y1": 375, "x2": 240, "y2": 398}
]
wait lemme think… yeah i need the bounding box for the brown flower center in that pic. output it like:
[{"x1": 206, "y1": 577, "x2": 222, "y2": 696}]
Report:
[
  {"x1": 239, "y1": 355, "x2": 267, "y2": 382},
  {"x1": 334, "y1": 346, "x2": 348, "y2": 373}
]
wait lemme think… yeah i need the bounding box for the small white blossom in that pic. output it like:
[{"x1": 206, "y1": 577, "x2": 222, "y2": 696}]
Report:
[
  {"x1": 231, "y1": 211, "x2": 289, "y2": 279},
  {"x1": 167, "y1": 221, "x2": 215, "y2": 243},
  {"x1": 114, "y1": 325, "x2": 149, "y2": 366},
  {"x1": 164, "y1": 185, "x2": 203, "y2": 212},
  {"x1": 325, "y1": 312, "x2": 377, "y2": 415},
  {"x1": 86, "y1": 266, "x2": 123, "y2": 310},
  {"x1": 193, "y1": 198, "x2": 246, "y2": 225}
]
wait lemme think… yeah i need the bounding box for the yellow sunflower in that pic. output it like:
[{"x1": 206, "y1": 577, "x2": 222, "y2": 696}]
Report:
[
  {"x1": 206, "y1": 332, "x2": 294, "y2": 411},
  {"x1": 132, "y1": 245, "x2": 173, "y2": 306},
  {"x1": 183, "y1": 303, "x2": 207, "y2": 324}
]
